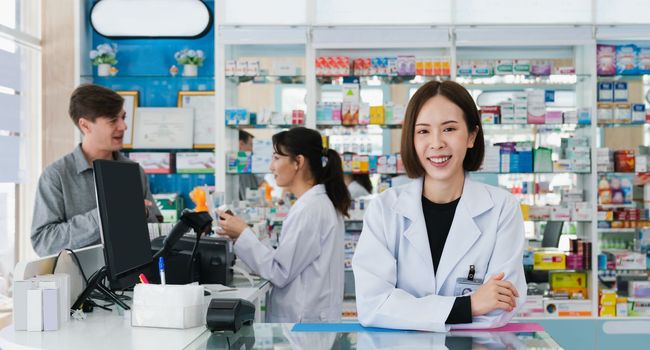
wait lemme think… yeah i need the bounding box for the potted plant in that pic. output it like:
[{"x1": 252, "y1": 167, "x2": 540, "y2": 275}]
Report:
[
  {"x1": 89, "y1": 43, "x2": 118, "y2": 77},
  {"x1": 175, "y1": 49, "x2": 204, "y2": 77}
]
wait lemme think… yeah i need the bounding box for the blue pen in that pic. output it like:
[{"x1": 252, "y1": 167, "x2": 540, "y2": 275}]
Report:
[{"x1": 159, "y1": 257, "x2": 166, "y2": 286}]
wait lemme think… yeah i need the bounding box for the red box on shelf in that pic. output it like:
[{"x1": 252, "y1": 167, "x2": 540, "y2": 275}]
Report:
[
  {"x1": 291, "y1": 110, "x2": 305, "y2": 125},
  {"x1": 614, "y1": 150, "x2": 635, "y2": 172}
]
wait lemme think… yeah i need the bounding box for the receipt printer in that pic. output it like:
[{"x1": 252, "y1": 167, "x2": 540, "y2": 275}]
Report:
[
  {"x1": 150, "y1": 235, "x2": 234, "y2": 285},
  {"x1": 206, "y1": 299, "x2": 255, "y2": 332}
]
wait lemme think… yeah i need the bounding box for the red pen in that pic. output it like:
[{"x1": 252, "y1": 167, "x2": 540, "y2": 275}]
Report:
[{"x1": 138, "y1": 273, "x2": 149, "y2": 284}]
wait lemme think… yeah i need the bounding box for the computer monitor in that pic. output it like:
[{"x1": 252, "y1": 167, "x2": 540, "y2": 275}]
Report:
[
  {"x1": 541, "y1": 221, "x2": 564, "y2": 248},
  {"x1": 94, "y1": 159, "x2": 152, "y2": 284}
]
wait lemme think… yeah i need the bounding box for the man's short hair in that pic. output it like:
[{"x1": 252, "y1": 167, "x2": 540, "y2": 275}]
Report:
[
  {"x1": 239, "y1": 129, "x2": 254, "y2": 143},
  {"x1": 68, "y1": 84, "x2": 124, "y2": 129}
]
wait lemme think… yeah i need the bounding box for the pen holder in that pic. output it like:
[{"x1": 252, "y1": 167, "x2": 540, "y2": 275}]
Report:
[{"x1": 132, "y1": 284, "x2": 205, "y2": 329}]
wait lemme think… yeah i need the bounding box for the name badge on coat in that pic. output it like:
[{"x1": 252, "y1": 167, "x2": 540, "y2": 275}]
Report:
[{"x1": 454, "y1": 265, "x2": 483, "y2": 296}]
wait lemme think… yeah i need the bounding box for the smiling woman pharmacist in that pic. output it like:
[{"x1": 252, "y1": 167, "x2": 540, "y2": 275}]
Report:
[
  {"x1": 218, "y1": 127, "x2": 351, "y2": 323},
  {"x1": 352, "y1": 80, "x2": 527, "y2": 332}
]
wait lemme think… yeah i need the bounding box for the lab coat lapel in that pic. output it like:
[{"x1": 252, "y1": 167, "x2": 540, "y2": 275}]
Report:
[
  {"x1": 435, "y1": 176, "x2": 493, "y2": 293},
  {"x1": 394, "y1": 178, "x2": 435, "y2": 280}
]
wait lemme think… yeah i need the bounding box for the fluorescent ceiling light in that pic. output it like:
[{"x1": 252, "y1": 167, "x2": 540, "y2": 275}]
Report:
[{"x1": 91, "y1": 0, "x2": 212, "y2": 38}]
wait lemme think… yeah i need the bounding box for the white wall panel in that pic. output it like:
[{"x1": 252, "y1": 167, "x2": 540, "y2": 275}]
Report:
[
  {"x1": 224, "y1": 0, "x2": 306, "y2": 24},
  {"x1": 315, "y1": 0, "x2": 451, "y2": 25},
  {"x1": 455, "y1": 0, "x2": 592, "y2": 24}
]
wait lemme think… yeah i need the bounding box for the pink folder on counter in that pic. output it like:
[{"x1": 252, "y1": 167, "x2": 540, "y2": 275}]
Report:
[{"x1": 454, "y1": 323, "x2": 544, "y2": 333}]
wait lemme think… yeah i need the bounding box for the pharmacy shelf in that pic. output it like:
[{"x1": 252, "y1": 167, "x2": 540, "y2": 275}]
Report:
[
  {"x1": 317, "y1": 75, "x2": 450, "y2": 85},
  {"x1": 316, "y1": 124, "x2": 402, "y2": 129},
  {"x1": 226, "y1": 75, "x2": 305, "y2": 84},
  {"x1": 597, "y1": 122, "x2": 648, "y2": 128},
  {"x1": 83, "y1": 74, "x2": 215, "y2": 79},
  {"x1": 597, "y1": 228, "x2": 638, "y2": 233},
  {"x1": 124, "y1": 148, "x2": 214, "y2": 152},
  {"x1": 477, "y1": 171, "x2": 592, "y2": 175},
  {"x1": 598, "y1": 204, "x2": 638, "y2": 209},
  {"x1": 596, "y1": 74, "x2": 650, "y2": 81},
  {"x1": 482, "y1": 123, "x2": 591, "y2": 129},
  {"x1": 226, "y1": 124, "x2": 304, "y2": 129}
]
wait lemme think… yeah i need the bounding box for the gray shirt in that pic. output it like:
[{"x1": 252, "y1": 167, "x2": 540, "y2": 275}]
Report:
[
  {"x1": 31, "y1": 144, "x2": 161, "y2": 256},
  {"x1": 238, "y1": 173, "x2": 260, "y2": 200}
]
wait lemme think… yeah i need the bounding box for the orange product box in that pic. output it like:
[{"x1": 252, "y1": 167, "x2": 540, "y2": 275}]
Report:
[
  {"x1": 424, "y1": 59, "x2": 434, "y2": 75},
  {"x1": 441, "y1": 60, "x2": 451, "y2": 76},
  {"x1": 416, "y1": 59, "x2": 426, "y2": 75}
]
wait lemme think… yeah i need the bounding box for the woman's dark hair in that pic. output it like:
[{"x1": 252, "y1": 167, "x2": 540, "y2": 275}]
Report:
[
  {"x1": 272, "y1": 127, "x2": 351, "y2": 217},
  {"x1": 352, "y1": 174, "x2": 373, "y2": 194},
  {"x1": 400, "y1": 80, "x2": 485, "y2": 178}
]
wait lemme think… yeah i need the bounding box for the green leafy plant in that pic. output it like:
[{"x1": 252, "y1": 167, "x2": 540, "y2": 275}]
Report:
[
  {"x1": 89, "y1": 43, "x2": 118, "y2": 65},
  {"x1": 175, "y1": 49, "x2": 205, "y2": 66}
]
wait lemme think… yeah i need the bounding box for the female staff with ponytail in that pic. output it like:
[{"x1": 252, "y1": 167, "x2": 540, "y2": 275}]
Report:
[{"x1": 218, "y1": 127, "x2": 351, "y2": 323}]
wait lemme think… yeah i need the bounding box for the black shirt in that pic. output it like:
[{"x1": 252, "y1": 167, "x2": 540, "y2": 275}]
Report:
[{"x1": 421, "y1": 195, "x2": 472, "y2": 324}]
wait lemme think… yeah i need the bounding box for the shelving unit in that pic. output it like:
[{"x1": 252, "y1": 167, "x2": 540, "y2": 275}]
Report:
[
  {"x1": 215, "y1": 26, "x2": 309, "y2": 202},
  {"x1": 213, "y1": 26, "x2": 650, "y2": 321},
  {"x1": 594, "y1": 38, "x2": 650, "y2": 318}
]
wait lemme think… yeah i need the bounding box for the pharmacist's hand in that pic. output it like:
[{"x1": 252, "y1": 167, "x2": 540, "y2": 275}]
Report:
[
  {"x1": 470, "y1": 272, "x2": 519, "y2": 316},
  {"x1": 216, "y1": 210, "x2": 248, "y2": 240}
]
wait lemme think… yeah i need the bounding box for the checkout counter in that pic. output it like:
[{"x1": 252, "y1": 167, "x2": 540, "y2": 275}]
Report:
[
  {"x1": 0, "y1": 244, "x2": 565, "y2": 350},
  {"x1": 186, "y1": 323, "x2": 562, "y2": 350},
  {"x1": 0, "y1": 245, "x2": 271, "y2": 350}
]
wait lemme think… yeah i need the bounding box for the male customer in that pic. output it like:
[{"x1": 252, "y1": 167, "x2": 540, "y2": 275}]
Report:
[
  {"x1": 31, "y1": 84, "x2": 161, "y2": 256},
  {"x1": 238, "y1": 129, "x2": 262, "y2": 200}
]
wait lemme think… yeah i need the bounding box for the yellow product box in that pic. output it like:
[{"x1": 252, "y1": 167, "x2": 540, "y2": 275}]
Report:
[
  {"x1": 352, "y1": 155, "x2": 369, "y2": 174},
  {"x1": 600, "y1": 306, "x2": 616, "y2": 317},
  {"x1": 550, "y1": 271, "x2": 588, "y2": 298},
  {"x1": 600, "y1": 290, "x2": 618, "y2": 307},
  {"x1": 369, "y1": 106, "x2": 385, "y2": 125},
  {"x1": 534, "y1": 250, "x2": 566, "y2": 270},
  {"x1": 520, "y1": 204, "x2": 530, "y2": 221}
]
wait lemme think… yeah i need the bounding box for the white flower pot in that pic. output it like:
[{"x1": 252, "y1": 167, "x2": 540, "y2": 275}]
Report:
[
  {"x1": 97, "y1": 64, "x2": 111, "y2": 77},
  {"x1": 183, "y1": 64, "x2": 198, "y2": 77}
]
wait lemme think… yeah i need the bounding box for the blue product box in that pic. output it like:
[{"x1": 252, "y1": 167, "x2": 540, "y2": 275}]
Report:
[
  {"x1": 614, "y1": 82, "x2": 628, "y2": 102},
  {"x1": 598, "y1": 82, "x2": 614, "y2": 102},
  {"x1": 578, "y1": 108, "x2": 592, "y2": 125},
  {"x1": 616, "y1": 44, "x2": 639, "y2": 75},
  {"x1": 519, "y1": 151, "x2": 534, "y2": 173},
  {"x1": 632, "y1": 104, "x2": 646, "y2": 123},
  {"x1": 368, "y1": 155, "x2": 378, "y2": 173},
  {"x1": 225, "y1": 109, "x2": 237, "y2": 125},
  {"x1": 523, "y1": 250, "x2": 534, "y2": 266},
  {"x1": 236, "y1": 109, "x2": 248, "y2": 124},
  {"x1": 639, "y1": 47, "x2": 650, "y2": 74},
  {"x1": 509, "y1": 151, "x2": 533, "y2": 173}
]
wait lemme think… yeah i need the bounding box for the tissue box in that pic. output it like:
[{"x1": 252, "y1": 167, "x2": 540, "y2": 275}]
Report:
[{"x1": 132, "y1": 284, "x2": 205, "y2": 329}]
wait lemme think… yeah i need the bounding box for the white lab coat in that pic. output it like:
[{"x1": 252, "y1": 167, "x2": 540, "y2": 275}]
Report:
[
  {"x1": 348, "y1": 181, "x2": 371, "y2": 199},
  {"x1": 352, "y1": 176, "x2": 527, "y2": 332},
  {"x1": 234, "y1": 184, "x2": 344, "y2": 322}
]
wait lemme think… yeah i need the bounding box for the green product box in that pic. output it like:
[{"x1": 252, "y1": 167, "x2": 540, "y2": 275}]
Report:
[
  {"x1": 534, "y1": 147, "x2": 553, "y2": 173},
  {"x1": 153, "y1": 193, "x2": 184, "y2": 223}
]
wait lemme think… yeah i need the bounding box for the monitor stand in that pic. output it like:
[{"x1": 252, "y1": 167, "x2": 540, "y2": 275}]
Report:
[{"x1": 72, "y1": 266, "x2": 130, "y2": 311}]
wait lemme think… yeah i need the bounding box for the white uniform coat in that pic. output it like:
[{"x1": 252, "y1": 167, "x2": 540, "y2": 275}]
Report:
[
  {"x1": 234, "y1": 184, "x2": 344, "y2": 322},
  {"x1": 352, "y1": 176, "x2": 527, "y2": 332}
]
